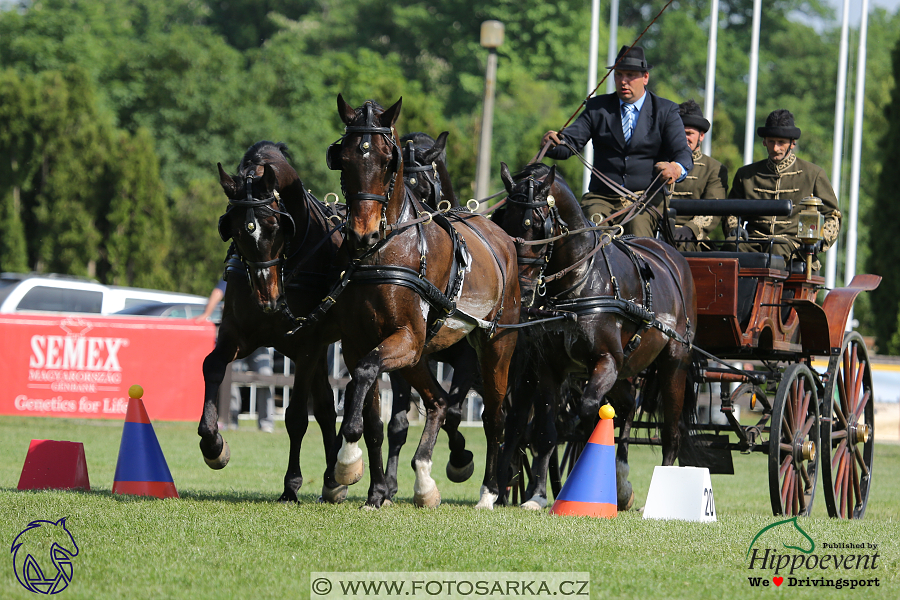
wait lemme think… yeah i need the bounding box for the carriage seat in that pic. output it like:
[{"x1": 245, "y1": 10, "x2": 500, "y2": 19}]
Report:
[{"x1": 679, "y1": 251, "x2": 786, "y2": 272}]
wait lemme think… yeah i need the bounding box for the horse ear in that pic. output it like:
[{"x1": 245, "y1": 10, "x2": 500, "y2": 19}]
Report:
[
  {"x1": 542, "y1": 165, "x2": 557, "y2": 193},
  {"x1": 218, "y1": 163, "x2": 238, "y2": 198},
  {"x1": 381, "y1": 97, "x2": 402, "y2": 129},
  {"x1": 433, "y1": 131, "x2": 449, "y2": 154},
  {"x1": 500, "y1": 162, "x2": 514, "y2": 193},
  {"x1": 337, "y1": 93, "x2": 355, "y2": 125},
  {"x1": 422, "y1": 131, "x2": 449, "y2": 165}
]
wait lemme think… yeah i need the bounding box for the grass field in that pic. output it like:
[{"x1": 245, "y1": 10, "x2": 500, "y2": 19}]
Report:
[{"x1": 1, "y1": 414, "x2": 898, "y2": 599}]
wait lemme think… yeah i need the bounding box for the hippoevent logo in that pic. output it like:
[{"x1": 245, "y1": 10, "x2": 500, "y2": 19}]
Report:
[
  {"x1": 18, "y1": 317, "x2": 130, "y2": 414},
  {"x1": 10, "y1": 519, "x2": 79, "y2": 594},
  {"x1": 745, "y1": 517, "x2": 880, "y2": 590}
]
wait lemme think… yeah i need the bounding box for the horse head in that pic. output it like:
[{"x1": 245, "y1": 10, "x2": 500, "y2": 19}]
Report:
[
  {"x1": 217, "y1": 149, "x2": 298, "y2": 313},
  {"x1": 330, "y1": 94, "x2": 403, "y2": 254},
  {"x1": 401, "y1": 131, "x2": 455, "y2": 209},
  {"x1": 500, "y1": 162, "x2": 571, "y2": 304}
]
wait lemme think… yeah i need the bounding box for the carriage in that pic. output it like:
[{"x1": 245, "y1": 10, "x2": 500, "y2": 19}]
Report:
[{"x1": 514, "y1": 196, "x2": 879, "y2": 520}]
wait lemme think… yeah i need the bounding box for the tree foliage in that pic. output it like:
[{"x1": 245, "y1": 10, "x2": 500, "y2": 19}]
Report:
[{"x1": 0, "y1": 0, "x2": 896, "y2": 345}]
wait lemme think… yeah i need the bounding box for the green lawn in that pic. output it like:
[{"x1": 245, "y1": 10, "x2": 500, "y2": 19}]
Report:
[{"x1": 1, "y1": 415, "x2": 898, "y2": 599}]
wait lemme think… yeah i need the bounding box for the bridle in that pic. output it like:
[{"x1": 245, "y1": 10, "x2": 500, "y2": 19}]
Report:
[
  {"x1": 506, "y1": 176, "x2": 568, "y2": 304},
  {"x1": 218, "y1": 174, "x2": 296, "y2": 270},
  {"x1": 403, "y1": 142, "x2": 443, "y2": 208},
  {"x1": 327, "y1": 102, "x2": 401, "y2": 207}
]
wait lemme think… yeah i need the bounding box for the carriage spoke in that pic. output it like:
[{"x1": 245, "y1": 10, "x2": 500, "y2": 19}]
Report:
[
  {"x1": 794, "y1": 471, "x2": 804, "y2": 514},
  {"x1": 797, "y1": 388, "x2": 811, "y2": 433},
  {"x1": 851, "y1": 456, "x2": 861, "y2": 510},
  {"x1": 781, "y1": 467, "x2": 794, "y2": 510},
  {"x1": 854, "y1": 444, "x2": 870, "y2": 479},
  {"x1": 852, "y1": 389, "x2": 871, "y2": 422},
  {"x1": 848, "y1": 345, "x2": 859, "y2": 411},
  {"x1": 834, "y1": 371, "x2": 849, "y2": 430},
  {"x1": 832, "y1": 439, "x2": 847, "y2": 470},
  {"x1": 799, "y1": 462, "x2": 812, "y2": 494},
  {"x1": 794, "y1": 379, "x2": 808, "y2": 432},
  {"x1": 839, "y1": 452, "x2": 850, "y2": 518},
  {"x1": 779, "y1": 454, "x2": 793, "y2": 478}
]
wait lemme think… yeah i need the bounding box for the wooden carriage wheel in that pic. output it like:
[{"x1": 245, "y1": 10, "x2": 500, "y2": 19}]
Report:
[
  {"x1": 768, "y1": 363, "x2": 820, "y2": 516},
  {"x1": 820, "y1": 331, "x2": 874, "y2": 519}
]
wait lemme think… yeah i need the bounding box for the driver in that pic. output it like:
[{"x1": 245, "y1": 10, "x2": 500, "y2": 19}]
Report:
[{"x1": 726, "y1": 109, "x2": 841, "y2": 266}]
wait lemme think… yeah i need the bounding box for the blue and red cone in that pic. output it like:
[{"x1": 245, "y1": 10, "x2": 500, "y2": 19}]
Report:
[
  {"x1": 112, "y1": 385, "x2": 178, "y2": 499},
  {"x1": 549, "y1": 405, "x2": 617, "y2": 518}
]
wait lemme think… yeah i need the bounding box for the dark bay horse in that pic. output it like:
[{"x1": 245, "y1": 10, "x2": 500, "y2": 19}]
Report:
[
  {"x1": 198, "y1": 141, "x2": 346, "y2": 503},
  {"x1": 497, "y1": 162, "x2": 697, "y2": 510},
  {"x1": 326, "y1": 95, "x2": 520, "y2": 508}
]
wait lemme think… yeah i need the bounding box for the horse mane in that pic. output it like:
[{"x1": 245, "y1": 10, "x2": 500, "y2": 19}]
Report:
[{"x1": 239, "y1": 140, "x2": 293, "y2": 172}]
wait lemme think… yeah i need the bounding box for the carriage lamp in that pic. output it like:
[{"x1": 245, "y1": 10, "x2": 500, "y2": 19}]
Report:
[{"x1": 797, "y1": 196, "x2": 824, "y2": 278}]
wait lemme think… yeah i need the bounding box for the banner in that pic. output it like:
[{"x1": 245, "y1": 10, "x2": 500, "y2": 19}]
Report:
[{"x1": 0, "y1": 314, "x2": 215, "y2": 421}]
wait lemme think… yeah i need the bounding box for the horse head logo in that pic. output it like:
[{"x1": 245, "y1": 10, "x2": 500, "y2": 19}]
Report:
[
  {"x1": 746, "y1": 516, "x2": 815, "y2": 557},
  {"x1": 11, "y1": 518, "x2": 79, "y2": 594}
]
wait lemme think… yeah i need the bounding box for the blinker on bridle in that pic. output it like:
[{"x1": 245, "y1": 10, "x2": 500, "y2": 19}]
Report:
[{"x1": 328, "y1": 102, "x2": 400, "y2": 206}]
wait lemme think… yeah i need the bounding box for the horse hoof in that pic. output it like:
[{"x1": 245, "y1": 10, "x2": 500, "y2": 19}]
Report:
[
  {"x1": 382, "y1": 498, "x2": 393, "y2": 508},
  {"x1": 414, "y1": 486, "x2": 441, "y2": 508},
  {"x1": 319, "y1": 484, "x2": 349, "y2": 504},
  {"x1": 202, "y1": 440, "x2": 230, "y2": 470},
  {"x1": 475, "y1": 486, "x2": 498, "y2": 510},
  {"x1": 520, "y1": 495, "x2": 548, "y2": 510},
  {"x1": 446, "y1": 457, "x2": 475, "y2": 483},
  {"x1": 335, "y1": 458, "x2": 364, "y2": 486},
  {"x1": 618, "y1": 490, "x2": 635, "y2": 511},
  {"x1": 278, "y1": 490, "x2": 299, "y2": 503}
]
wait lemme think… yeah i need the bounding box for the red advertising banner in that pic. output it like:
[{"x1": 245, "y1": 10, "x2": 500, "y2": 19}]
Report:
[{"x1": 0, "y1": 314, "x2": 216, "y2": 422}]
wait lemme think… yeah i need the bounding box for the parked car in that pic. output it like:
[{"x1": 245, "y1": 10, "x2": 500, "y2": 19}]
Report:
[
  {"x1": 114, "y1": 301, "x2": 221, "y2": 323},
  {"x1": 0, "y1": 272, "x2": 207, "y2": 315}
]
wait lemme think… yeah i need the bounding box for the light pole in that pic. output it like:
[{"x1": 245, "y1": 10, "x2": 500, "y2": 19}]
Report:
[{"x1": 474, "y1": 20, "x2": 504, "y2": 203}]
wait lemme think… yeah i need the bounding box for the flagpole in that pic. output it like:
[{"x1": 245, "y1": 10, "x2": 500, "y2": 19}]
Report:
[
  {"x1": 845, "y1": 0, "x2": 870, "y2": 329},
  {"x1": 702, "y1": 0, "x2": 719, "y2": 157},
  {"x1": 583, "y1": 0, "x2": 602, "y2": 194},
  {"x1": 743, "y1": 0, "x2": 762, "y2": 164},
  {"x1": 825, "y1": 0, "x2": 851, "y2": 290}
]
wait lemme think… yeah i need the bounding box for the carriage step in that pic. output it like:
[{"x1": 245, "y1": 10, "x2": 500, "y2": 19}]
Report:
[{"x1": 678, "y1": 433, "x2": 734, "y2": 475}]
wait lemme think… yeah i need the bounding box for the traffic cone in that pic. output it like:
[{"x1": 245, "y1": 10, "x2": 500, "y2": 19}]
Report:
[
  {"x1": 549, "y1": 405, "x2": 617, "y2": 518},
  {"x1": 112, "y1": 385, "x2": 178, "y2": 499},
  {"x1": 17, "y1": 440, "x2": 90, "y2": 491}
]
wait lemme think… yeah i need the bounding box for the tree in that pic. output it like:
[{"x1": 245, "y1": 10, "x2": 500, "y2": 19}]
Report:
[{"x1": 866, "y1": 34, "x2": 900, "y2": 352}]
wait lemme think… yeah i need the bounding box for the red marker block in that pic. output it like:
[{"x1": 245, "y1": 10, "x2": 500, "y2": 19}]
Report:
[{"x1": 17, "y1": 440, "x2": 90, "y2": 491}]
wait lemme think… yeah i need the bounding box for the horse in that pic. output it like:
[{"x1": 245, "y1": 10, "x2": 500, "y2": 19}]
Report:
[
  {"x1": 12, "y1": 518, "x2": 79, "y2": 594},
  {"x1": 496, "y1": 162, "x2": 697, "y2": 510},
  {"x1": 197, "y1": 140, "x2": 347, "y2": 503},
  {"x1": 382, "y1": 131, "x2": 481, "y2": 499},
  {"x1": 324, "y1": 95, "x2": 520, "y2": 509}
]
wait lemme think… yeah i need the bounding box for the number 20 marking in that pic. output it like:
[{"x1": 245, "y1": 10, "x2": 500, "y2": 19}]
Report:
[{"x1": 704, "y1": 488, "x2": 715, "y2": 516}]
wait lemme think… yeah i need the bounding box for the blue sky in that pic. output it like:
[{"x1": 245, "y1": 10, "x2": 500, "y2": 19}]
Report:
[{"x1": 821, "y1": 0, "x2": 900, "y2": 24}]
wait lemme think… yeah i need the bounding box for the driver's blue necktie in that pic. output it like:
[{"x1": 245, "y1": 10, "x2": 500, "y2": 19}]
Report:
[{"x1": 622, "y1": 103, "x2": 636, "y2": 144}]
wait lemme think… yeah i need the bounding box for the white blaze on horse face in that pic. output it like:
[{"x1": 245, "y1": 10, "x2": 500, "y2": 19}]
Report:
[
  {"x1": 337, "y1": 437, "x2": 362, "y2": 467},
  {"x1": 413, "y1": 459, "x2": 436, "y2": 497}
]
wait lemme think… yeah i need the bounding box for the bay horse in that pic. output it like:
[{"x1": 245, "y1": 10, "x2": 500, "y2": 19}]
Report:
[
  {"x1": 198, "y1": 141, "x2": 347, "y2": 503},
  {"x1": 325, "y1": 95, "x2": 520, "y2": 508},
  {"x1": 383, "y1": 131, "x2": 481, "y2": 499},
  {"x1": 496, "y1": 162, "x2": 697, "y2": 510}
]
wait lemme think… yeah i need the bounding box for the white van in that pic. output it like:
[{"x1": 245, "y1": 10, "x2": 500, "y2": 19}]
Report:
[{"x1": 0, "y1": 273, "x2": 206, "y2": 315}]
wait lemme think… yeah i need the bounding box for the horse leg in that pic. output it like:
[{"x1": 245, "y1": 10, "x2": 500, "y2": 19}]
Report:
[
  {"x1": 384, "y1": 372, "x2": 411, "y2": 501},
  {"x1": 473, "y1": 329, "x2": 518, "y2": 510},
  {"x1": 657, "y1": 351, "x2": 691, "y2": 466},
  {"x1": 398, "y1": 361, "x2": 449, "y2": 508},
  {"x1": 310, "y1": 353, "x2": 346, "y2": 504},
  {"x1": 609, "y1": 380, "x2": 637, "y2": 511},
  {"x1": 361, "y1": 380, "x2": 390, "y2": 508},
  {"x1": 335, "y1": 331, "x2": 421, "y2": 500},
  {"x1": 442, "y1": 346, "x2": 478, "y2": 483},
  {"x1": 521, "y1": 385, "x2": 558, "y2": 510},
  {"x1": 198, "y1": 334, "x2": 239, "y2": 469}
]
